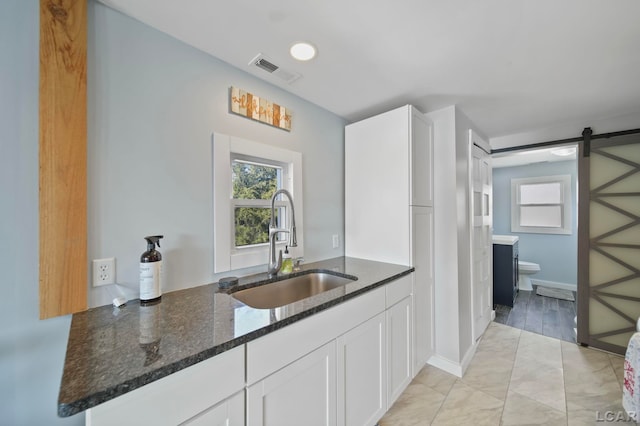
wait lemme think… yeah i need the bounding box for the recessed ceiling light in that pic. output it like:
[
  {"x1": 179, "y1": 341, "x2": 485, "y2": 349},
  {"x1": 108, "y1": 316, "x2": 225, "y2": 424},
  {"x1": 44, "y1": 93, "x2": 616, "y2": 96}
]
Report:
[{"x1": 290, "y1": 42, "x2": 317, "y2": 61}]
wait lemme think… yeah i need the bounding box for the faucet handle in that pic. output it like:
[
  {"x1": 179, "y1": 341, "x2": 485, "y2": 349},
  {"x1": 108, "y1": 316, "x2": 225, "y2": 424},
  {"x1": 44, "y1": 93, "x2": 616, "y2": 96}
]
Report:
[{"x1": 293, "y1": 257, "x2": 305, "y2": 271}]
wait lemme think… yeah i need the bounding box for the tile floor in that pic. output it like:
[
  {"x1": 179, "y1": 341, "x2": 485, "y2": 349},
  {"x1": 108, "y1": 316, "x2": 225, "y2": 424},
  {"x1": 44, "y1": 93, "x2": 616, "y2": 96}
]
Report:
[
  {"x1": 379, "y1": 322, "x2": 630, "y2": 425},
  {"x1": 495, "y1": 287, "x2": 576, "y2": 343}
]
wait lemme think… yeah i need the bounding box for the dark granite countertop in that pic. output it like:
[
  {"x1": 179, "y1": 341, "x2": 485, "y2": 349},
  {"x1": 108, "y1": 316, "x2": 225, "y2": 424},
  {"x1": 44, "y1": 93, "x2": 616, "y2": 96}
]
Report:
[{"x1": 58, "y1": 256, "x2": 413, "y2": 417}]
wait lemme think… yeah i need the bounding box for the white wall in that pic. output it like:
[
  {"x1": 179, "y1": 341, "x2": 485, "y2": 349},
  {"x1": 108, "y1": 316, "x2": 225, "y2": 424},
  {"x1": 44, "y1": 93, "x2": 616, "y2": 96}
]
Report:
[{"x1": 88, "y1": 1, "x2": 346, "y2": 307}]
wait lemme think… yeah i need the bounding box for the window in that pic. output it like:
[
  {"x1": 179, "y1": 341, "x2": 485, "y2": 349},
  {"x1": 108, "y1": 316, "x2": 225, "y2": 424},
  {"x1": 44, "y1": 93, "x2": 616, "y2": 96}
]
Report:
[
  {"x1": 213, "y1": 133, "x2": 303, "y2": 273},
  {"x1": 231, "y1": 156, "x2": 288, "y2": 247},
  {"x1": 511, "y1": 175, "x2": 572, "y2": 235}
]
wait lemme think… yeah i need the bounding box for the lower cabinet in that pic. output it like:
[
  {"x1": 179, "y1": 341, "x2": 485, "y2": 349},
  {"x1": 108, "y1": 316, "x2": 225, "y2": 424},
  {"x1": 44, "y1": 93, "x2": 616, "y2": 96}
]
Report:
[
  {"x1": 246, "y1": 341, "x2": 337, "y2": 426},
  {"x1": 386, "y1": 296, "x2": 412, "y2": 407},
  {"x1": 181, "y1": 391, "x2": 244, "y2": 426},
  {"x1": 337, "y1": 312, "x2": 387, "y2": 426},
  {"x1": 85, "y1": 345, "x2": 245, "y2": 426}
]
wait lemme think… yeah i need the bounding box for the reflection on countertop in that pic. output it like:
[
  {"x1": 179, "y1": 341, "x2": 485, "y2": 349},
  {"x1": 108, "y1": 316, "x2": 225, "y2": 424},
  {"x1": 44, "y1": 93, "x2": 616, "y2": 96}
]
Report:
[{"x1": 58, "y1": 256, "x2": 413, "y2": 417}]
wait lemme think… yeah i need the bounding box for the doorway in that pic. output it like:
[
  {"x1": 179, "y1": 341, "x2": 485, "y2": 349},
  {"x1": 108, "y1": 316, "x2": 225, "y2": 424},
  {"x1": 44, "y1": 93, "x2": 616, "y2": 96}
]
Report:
[{"x1": 491, "y1": 145, "x2": 579, "y2": 342}]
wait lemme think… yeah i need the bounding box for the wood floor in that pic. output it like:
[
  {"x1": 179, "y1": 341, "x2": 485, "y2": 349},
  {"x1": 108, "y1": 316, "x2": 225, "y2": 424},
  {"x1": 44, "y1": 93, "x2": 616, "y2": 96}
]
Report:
[{"x1": 494, "y1": 286, "x2": 577, "y2": 343}]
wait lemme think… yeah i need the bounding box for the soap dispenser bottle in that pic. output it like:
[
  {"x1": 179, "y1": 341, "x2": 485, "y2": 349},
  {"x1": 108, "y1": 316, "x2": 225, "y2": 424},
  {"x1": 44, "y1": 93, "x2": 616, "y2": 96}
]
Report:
[
  {"x1": 140, "y1": 235, "x2": 163, "y2": 303},
  {"x1": 281, "y1": 245, "x2": 293, "y2": 274}
]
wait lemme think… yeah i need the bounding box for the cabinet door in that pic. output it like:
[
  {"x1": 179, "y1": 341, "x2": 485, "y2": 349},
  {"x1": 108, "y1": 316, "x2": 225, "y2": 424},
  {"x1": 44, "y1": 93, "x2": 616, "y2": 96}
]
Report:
[
  {"x1": 387, "y1": 296, "x2": 412, "y2": 407},
  {"x1": 411, "y1": 206, "x2": 434, "y2": 375},
  {"x1": 337, "y1": 312, "x2": 386, "y2": 426},
  {"x1": 246, "y1": 341, "x2": 337, "y2": 426},
  {"x1": 181, "y1": 391, "x2": 244, "y2": 426},
  {"x1": 410, "y1": 109, "x2": 434, "y2": 207}
]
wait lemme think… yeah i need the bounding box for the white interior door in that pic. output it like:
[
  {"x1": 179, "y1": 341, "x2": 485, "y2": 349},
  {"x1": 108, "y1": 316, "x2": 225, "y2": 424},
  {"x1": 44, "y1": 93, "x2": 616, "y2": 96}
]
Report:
[{"x1": 470, "y1": 132, "x2": 493, "y2": 341}]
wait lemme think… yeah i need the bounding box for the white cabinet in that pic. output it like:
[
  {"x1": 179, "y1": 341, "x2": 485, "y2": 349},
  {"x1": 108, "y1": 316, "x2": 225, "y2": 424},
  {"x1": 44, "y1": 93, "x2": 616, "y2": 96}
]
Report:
[
  {"x1": 85, "y1": 345, "x2": 245, "y2": 426},
  {"x1": 345, "y1": 104, "x2": 434, "y2": 376},
  {"x1": 247, "y1": 341, "x2": 337, "y2": 426},
  {"x1": 387, "y1": 296, "x2": 412, "y2": 407},
  {"x1": 337, "y1": 312, "x2": 387, "y2": 426},
  {"x1": 181, "y1": 391, "x2": 244, "y2": 426},
  {"x1": 411, "y1": 206, "x2": 434, "y2": 375},
  {"x1": 410, "y1": 107, "x2": 434, "y2": 207}
]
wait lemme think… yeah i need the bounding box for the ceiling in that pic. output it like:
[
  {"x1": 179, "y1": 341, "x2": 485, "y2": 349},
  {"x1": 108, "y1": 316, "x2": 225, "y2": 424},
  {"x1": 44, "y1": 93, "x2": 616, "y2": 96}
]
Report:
[{"x1": 97, "y1": 0, "x2": 640, "y2": 139}]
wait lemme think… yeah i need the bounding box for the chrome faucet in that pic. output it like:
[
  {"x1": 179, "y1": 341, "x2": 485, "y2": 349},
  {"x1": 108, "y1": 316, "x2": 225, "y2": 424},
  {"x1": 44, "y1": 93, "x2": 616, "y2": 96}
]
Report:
[{"x1": 268, "y1": 189, "x2": 297, "y2": 276}]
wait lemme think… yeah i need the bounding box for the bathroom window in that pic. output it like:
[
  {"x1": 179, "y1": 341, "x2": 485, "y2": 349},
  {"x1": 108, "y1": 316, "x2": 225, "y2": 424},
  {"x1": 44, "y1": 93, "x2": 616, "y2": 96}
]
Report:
[
  {"x1": 213, "y1": 133, "x2": 303, "y2": 273},
  {"x1": 511, "y1": 175, "x2": 572, "y2": 235}
]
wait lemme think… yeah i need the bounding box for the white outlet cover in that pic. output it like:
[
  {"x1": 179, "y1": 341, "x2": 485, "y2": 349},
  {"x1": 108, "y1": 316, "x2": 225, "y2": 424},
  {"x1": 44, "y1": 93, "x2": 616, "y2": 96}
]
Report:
[{"x1": 93, "y1": 257, "x2": 116, "y2": 287}]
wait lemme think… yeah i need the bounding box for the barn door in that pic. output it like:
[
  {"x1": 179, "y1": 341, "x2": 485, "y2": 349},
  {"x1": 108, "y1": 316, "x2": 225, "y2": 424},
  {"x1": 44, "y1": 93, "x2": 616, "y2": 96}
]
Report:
[{"x1": 577, "y1": 131, "x2": 640, "y2": 354}]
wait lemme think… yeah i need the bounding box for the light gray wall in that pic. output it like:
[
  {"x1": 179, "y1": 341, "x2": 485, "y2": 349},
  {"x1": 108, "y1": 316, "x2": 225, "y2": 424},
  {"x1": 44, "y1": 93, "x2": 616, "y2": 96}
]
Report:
[
  {"x1": 0, "y1": 1, "x2": 82, "y2": 425},
  {"x1": 492, "y1": 160, "x2": 578, "y2": 285},
  {"x1": 87, "y1": 2, "x2": 346, "y2": 307},
  {"x1": 0, "y1": 0, "x2": 345, "y2": 423}
]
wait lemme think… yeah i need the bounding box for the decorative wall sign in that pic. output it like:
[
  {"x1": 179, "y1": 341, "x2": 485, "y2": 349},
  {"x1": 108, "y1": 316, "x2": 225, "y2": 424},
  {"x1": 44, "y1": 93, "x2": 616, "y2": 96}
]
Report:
[{"x1": 230, "y1": 86, "x2": 292, "y2": 131}]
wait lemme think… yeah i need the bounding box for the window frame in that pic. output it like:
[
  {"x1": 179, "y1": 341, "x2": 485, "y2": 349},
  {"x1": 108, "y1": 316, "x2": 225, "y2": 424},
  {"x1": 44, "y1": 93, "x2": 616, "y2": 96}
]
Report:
[
  {"x1": 510, "y1": 174, "x2": 572, "y2": 235},
  {"x1": 213, "y1": 133, "x2": 303, "y2": 273}
]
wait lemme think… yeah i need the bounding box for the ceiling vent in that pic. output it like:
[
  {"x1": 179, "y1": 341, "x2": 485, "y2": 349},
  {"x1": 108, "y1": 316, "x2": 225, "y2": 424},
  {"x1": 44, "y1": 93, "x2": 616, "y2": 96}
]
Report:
[{"x1": 249, "y1": 53, "x2": 301, "y2": 84}]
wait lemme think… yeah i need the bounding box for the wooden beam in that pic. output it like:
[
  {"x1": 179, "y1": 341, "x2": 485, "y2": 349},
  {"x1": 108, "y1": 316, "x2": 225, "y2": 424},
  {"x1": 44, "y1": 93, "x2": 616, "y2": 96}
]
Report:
[{"x1": 39, "y1": 0, "x2": 87, "y2": 319}]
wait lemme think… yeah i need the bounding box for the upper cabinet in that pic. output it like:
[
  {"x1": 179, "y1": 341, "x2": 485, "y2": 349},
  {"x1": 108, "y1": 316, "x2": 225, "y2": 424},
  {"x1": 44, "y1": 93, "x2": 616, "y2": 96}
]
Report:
[{"x1": 345, "y1": 105, "x2": 434, "y2": 265}]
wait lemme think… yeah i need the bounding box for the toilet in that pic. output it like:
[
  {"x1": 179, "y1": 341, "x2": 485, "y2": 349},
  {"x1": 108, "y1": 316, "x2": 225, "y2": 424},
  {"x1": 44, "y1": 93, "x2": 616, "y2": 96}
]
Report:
[{"x1": 518, "y1": 260, "x2": 541, "y2": 291}]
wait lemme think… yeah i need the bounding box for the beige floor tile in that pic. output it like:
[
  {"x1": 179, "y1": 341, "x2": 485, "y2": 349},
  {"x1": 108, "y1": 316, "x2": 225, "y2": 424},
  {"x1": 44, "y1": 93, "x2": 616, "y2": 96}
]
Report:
[
  {"x1": 430, "y1": 380, "x2": 503, "y2": 426},
  {"x1": 516, "y1": 330, "x2": 563, "y2": 369},
  {"x1": 461, "y1": 351, "x2": 514, "y2": 400},
  {"x1": 476, "y1": 323, "x2": 521, "y2": 358},
  {"x1": 376, "y1": 323, "x2": 633, "y2": 426},
  {"x1": 379, "y1": 382, "x2": 445, "y2": 426},
  {"x1": 567, "y1": 407, "x2": 602, "y2": 425},
  {"x1": 564, "y1": 378, "x2": 623, "y2": 413},
  {"x1": 480, "y1": 322, "x2": 522, "y2": 342},
  {"x1": 509, "y1": 359, "x2": 566, "y2": 412},
  {"x1": 501, "y1": 391, "x2": 567, "y2": 425},
  {"x1": 609, "y1": 353, "x2": 625, "y2": 390},
  {"x1": 561, "y1": 341, "x2": 615, "y2": 380},
  {"x1": 413, "y1": 364, "x2": 457, "y2": 396}
]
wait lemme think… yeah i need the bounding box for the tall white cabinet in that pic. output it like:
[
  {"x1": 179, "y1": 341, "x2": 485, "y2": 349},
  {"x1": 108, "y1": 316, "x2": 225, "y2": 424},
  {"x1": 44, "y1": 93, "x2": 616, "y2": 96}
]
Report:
[{"x1": 345, "y1": 105, "x2": 434, "y2": 378}]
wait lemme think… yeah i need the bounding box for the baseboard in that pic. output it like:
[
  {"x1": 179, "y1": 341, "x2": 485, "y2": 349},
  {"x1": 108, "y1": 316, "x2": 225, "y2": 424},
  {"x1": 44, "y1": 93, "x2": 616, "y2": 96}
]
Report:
[
  {"x1": 460, "y1": 341, "x2": 478, "y2": 376},
  {"x1": 427, "y1": 354, "x2": 463, "y2": 377},
  {"x1": 531, "y1": 279, "x2": 576, "y2": 292}
]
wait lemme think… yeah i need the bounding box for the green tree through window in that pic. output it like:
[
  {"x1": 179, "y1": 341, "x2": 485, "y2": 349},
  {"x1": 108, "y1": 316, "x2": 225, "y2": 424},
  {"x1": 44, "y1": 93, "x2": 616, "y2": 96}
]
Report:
[{"x1": 232, "y1": 160, "x2": 282, "y2": 247}]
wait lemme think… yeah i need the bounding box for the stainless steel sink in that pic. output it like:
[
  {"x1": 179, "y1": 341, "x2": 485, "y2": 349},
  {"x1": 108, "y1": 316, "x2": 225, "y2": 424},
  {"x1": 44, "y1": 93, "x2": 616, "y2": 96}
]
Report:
[{"x1": 231, "y1": 272, "x2": 356, "y2": 309}]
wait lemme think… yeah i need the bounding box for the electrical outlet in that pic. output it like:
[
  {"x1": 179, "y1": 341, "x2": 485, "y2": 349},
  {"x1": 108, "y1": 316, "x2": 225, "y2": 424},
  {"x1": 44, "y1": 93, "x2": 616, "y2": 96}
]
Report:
[
  {"x1": 93, "y1": 258, "x2": 116, "y2": 287},
  {"x1": 332, "y1": 234, "x2": 340, "y2": 249}
]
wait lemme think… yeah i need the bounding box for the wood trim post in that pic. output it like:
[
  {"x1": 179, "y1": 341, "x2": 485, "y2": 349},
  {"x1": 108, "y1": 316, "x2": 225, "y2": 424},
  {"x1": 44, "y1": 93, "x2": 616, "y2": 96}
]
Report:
[{"x1": 39, "y1": 0, "x2": 87, "y2": 318}]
